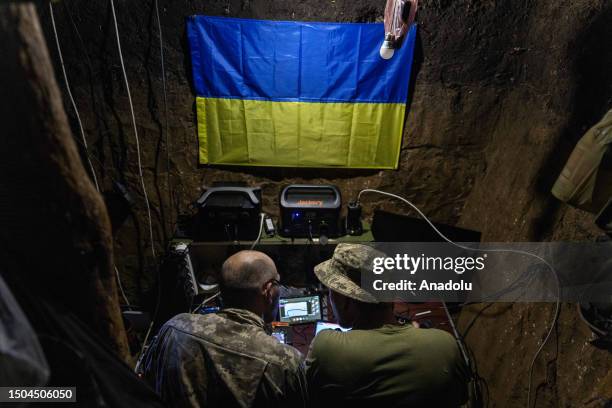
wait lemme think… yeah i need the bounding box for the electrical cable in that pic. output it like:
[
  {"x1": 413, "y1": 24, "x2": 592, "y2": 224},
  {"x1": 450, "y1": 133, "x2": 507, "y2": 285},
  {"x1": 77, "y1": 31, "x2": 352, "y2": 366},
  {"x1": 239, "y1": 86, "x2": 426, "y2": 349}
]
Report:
[
  {"x1": 135, "y1": 263, "x2": 163, "y2": 371},
  {"x1": 109, "y1": 1, "x2": 161, "y2": 350},
  {"x1": 441, "y1": 301, "x2": 471, "y2": 368},
  {"x1": 250, "y1": 213, "x2": 266, "y2": 249},
  {"x1": 52, "y1": 1, "x2": 159, "y2": 369},
  {"x1": 576, "y1": 303, "x2": 607, "y2": 337},
  {"x1": 114, "y1": 265, "x2": 130, "y2": 306},
  {"x1": 442, "y1": 300, "x2": 486, "y2": 407},
  {"x1": 109, "y1": 0, "x2": 157, "y2": 260},
  {"x1": 458, "y1": 263, "x2": 540, "y2": 307},
  {"x1": 462, "y1": 332, "x2": 490, "y2": 407},
  {"x1": 66, "y1": 131, "x2": 140, "y2": 308},
  {"x1": 459, "y1": 303, "x2": 495, "y2": 339},
  {"x1": 62, "y1": 0, "x2": 131, "y2": 202},
  {"x1": 391, "y1": 0, "x2": 401, "y2": 37},
  {"x1": 355, "y1": 188, "x2": 561, "y2": 408},
  {"x1": 191, "y1": 292, "x2": 221, "y2": 314},
  {"x1": 51, "y1": 2, "x2": 134, "y2": 311},
  {"x1": 153, "y1": 0, "x2": 174, "y2": 226},
  {"x1": 49, "y1": 2, "x2": 100, "y2": 193}
]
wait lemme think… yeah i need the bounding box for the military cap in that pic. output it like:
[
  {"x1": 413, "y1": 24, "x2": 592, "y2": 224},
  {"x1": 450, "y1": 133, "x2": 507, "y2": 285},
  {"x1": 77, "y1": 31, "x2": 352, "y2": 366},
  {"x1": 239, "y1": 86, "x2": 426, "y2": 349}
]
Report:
[{"x1": 314, "y1": 243, "x2": 381, "y2": 303}]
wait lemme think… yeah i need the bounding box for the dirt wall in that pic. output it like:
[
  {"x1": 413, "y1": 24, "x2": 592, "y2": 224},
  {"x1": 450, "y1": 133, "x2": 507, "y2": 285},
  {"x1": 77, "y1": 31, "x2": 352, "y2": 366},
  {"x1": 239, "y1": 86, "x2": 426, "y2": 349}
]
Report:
[{"x1": 39, "y1": 0, "x2": 612, "y2": 406}]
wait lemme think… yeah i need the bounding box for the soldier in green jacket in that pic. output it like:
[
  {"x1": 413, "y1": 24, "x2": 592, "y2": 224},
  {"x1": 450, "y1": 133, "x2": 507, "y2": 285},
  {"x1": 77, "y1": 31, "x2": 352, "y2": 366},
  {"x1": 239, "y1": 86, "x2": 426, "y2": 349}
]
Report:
[
  {"x1": 143, "y1": 250, "x2": 307, "y2": 408},
  {"x1": 306, "y1": 243, "x2": 470, "y2": 407}
]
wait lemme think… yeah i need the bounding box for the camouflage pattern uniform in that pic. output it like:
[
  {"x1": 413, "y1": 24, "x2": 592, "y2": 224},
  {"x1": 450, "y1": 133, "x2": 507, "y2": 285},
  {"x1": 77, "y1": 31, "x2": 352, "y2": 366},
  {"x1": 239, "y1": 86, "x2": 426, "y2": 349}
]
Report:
[
  {"x1": 142, "y1": 308, "x2": 307, "y2": 408},
  {"x1": 314, "y1": 243, "x2": 383, "y2": 303}
]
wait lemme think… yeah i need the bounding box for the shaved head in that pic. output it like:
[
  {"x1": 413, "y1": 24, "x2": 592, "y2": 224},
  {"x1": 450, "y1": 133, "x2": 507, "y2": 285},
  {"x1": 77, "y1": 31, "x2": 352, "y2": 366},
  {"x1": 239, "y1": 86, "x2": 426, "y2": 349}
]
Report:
[
  {"x1": 221, "y1": 250, "x2": 278, "y2": 291},
  {"x1": 220, "y1": 251, "x2": 280, "y2": 317}
]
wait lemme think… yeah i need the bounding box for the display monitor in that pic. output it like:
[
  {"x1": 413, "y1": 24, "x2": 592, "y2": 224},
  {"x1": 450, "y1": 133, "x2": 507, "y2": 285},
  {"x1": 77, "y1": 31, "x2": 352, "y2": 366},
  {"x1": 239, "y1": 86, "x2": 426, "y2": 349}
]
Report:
[
  {"x1": 271, "y1": 330, "x2": 287, "y2": 344},
  {"x1": 279, "y1": 295, "x2": 321, "y2": 324}
]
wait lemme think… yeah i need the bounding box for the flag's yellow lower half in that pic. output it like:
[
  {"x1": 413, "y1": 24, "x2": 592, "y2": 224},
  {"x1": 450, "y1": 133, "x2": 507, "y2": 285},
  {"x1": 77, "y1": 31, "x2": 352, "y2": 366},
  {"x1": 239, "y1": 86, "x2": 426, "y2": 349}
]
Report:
[{"x1": 196, "y1": 97, "x2": 406, "y2": 169}]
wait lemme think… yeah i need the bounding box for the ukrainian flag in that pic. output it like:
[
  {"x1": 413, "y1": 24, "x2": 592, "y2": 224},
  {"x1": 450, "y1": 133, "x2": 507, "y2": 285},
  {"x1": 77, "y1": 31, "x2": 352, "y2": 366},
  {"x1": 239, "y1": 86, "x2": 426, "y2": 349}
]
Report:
[{"x1": 187, "y1": 16, "x2": 417, "y2": 169}]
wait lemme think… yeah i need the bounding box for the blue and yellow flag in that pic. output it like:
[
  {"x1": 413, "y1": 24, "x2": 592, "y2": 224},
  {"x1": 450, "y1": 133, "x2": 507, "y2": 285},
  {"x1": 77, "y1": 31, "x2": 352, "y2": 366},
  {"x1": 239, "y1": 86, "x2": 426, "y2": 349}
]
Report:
[{"x1": 187, "y1": 16, "x2": 417, "y2": 169}]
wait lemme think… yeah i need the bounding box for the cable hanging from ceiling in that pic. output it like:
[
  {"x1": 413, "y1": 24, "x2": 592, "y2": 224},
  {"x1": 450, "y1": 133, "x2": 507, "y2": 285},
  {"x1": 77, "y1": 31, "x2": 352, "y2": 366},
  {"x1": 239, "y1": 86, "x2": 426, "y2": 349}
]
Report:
[
  {"x1": 49, "y1": 1, "x2": 100, "y2": 193},
  {"x1": 109, "y1": 0, "x2": 157, "y2": 259},
  {"x1": 153, "y1": 0, "x2": 174, "y2": 228}
]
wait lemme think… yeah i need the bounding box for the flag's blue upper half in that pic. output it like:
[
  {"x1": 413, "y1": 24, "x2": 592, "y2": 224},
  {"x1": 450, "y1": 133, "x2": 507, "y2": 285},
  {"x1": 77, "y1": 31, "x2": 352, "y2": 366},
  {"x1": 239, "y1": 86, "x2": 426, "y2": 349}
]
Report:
[{"x1": 187, "y1": 16, "x2": 416, "y2": 104}]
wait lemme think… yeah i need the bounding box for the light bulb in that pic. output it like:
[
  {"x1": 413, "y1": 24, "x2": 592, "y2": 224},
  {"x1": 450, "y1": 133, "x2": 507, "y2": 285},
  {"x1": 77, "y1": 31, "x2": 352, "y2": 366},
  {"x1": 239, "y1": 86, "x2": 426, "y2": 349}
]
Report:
[{"x1": 379, "y1": 35, "x2": 395, "y2": 60}]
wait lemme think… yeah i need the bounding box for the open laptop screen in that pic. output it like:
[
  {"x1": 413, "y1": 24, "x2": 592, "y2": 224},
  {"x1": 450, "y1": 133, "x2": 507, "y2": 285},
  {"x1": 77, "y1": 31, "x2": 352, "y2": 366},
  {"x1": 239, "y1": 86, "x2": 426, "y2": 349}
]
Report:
[{"x1": 279, "y1": 295, "x2": 321, "y2": 324}]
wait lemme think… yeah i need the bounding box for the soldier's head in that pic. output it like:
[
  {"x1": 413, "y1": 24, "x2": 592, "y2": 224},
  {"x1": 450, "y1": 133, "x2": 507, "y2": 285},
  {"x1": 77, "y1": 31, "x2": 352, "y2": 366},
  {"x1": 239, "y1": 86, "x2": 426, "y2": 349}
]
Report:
[
  {"x1": 327, "y1": 289, "x2": 392, "y2": 329},
  {"x1": 220, "y1": 250, "x2": 281, "y2": 323},
  {"x1": 315, "y1": 244, "x2": 391, "y2": 329}
]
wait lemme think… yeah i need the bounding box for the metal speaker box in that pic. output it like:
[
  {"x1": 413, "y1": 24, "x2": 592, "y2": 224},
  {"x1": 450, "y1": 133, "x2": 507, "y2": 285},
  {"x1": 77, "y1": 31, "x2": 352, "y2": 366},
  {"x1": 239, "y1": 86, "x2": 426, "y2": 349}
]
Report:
[
  {"x1": 194, "y1": 185, "x2": 262, "y2": 241},
  {"x1": 279, "y1": 184, "x2": 342, "y2": 239}
]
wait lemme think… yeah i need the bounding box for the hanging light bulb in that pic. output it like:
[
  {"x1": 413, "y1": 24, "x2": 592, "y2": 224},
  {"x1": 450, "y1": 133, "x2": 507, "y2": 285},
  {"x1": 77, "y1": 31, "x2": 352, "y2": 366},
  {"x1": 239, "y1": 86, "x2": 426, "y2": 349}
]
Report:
[{"x1": 379, "y1": 33, "x2": 395, "y2": 60}]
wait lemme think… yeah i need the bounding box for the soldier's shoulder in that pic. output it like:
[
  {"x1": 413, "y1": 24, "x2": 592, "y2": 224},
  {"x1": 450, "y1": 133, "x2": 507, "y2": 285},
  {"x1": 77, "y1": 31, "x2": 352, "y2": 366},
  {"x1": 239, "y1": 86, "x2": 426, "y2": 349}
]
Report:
[
  {"x1": 278, "y1": 342, "x2": 303, "y2": 368},
  {"x1": 162, "y1": 313, "x2": 302, "y2": 369},
  {"x1": 249, "y1": 330, "x2": 303, "y2": 369},
  {"x1": 410, "y1": 328, "x2": 462, "y2": 361},
  {"x1": 416, "y1": 327, "x2": 457, "y2": 345},
  {"x1": 164, "y1": 312, "x2": 222, "y2": 336}
]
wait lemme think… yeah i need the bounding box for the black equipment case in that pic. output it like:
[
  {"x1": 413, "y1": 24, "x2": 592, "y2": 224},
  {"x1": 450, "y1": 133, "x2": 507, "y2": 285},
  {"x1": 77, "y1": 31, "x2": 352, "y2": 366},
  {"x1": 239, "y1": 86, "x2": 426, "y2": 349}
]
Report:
[
  {"x1": 279, "y1": 184, "x2": 342, "y2": 239},
  {"x1": 194, "y1": 185, "x2": 262, "y2": 241}
]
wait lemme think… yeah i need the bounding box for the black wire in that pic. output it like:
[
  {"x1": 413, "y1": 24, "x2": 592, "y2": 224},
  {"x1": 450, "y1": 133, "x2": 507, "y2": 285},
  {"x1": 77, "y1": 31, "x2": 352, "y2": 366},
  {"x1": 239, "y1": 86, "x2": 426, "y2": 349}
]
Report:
[
  {"x1": 476, "y1": 265, "x2": 540, "y2": 303},
  {"x1": 53, "y1": 1, "x2": 183, "y2": 372},
  {"x1": 307, "y1": 222, "x2": 314, "y2": 244},
  {"x1": 62, "y1": 1, "x2": 128, "y2": 186},
  {"x1": 461, "y1": 303, "x2": 495, "y2": 339},
  {"x1": 462, "y1": 335, "x2": 489, "y2": 407},
  {"x1": 65, "y1": 0, "x2": 176, "y2": 251},
  {"x1": 224, "y1": 224, "x2": 233, "y2": 242},
  {"x1": 153, "y1": 0, "x2": 174, "y2": 224}
]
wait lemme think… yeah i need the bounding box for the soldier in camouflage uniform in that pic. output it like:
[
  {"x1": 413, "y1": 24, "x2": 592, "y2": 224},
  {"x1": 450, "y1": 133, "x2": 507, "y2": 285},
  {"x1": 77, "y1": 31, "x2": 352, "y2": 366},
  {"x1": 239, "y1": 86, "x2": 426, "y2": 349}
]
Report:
[
  {"x1": 306, "y1": 243, "x2": 470, "y2": 407},
  {"x1": 142, "y1": 250, "x2": 307, "y2": 408}
]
